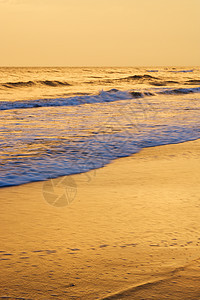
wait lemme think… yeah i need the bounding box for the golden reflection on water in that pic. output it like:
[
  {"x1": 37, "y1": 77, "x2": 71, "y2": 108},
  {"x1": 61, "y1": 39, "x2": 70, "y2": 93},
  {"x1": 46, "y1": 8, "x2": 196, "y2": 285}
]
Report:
[
  {"x1": 0, "y1": 67, "x2": 200, "y2": 186},
  {"x1": 1, "y1": 93, "x2": 200, "y2": 164}
]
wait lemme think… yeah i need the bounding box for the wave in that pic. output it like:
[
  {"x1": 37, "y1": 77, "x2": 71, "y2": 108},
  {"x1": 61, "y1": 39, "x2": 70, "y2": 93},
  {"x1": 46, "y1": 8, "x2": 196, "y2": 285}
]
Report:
[
  {"x1": 130, "y1": 91, "x2": 154, "y2": 97},
  {"x1": 147, "y1": 69, "x2": 159, "y2": 72},
  {"x1": 186, "y1": 79, "x2": 200, "y2": 85},
  {"x1": 115, "y1": 73, "x2": 199, "y2": 87},
  {"x1": 150, "y1": 80, "x2": 179, "y2": 86},
  {"x1": 84, "y1": 74, "x2": 200, "y2": 87},
  {"x1": 116, "y1": 74, "x2": 180, "y2": 86},
  {"x1": 2, "y1": 77, "x2": 198, "y2": 91},
  {"x1": 85, "y1": 74, "x2": 160, "y2": 85},
  {"x1": 159, "y1": 87, "x2": 200, "y2": 95},
  {"x1": 119, "y1": 74, "x2": 158, "y2": 81},
  {"x1": 0, "y1": 86, "x2": 199, "y2": 111},
  {"x1": 1, "y1": 80, "x2": 71, "y2": 89},
  {"x1": 1, "y1": 125, "x2": 200, "y2": 188},
  {"x1": 0, "y1": 89, "x2": 133, "y2": 110},
  {"x1": 170, "y1": 69, "x2": 194, "y2": 73}
]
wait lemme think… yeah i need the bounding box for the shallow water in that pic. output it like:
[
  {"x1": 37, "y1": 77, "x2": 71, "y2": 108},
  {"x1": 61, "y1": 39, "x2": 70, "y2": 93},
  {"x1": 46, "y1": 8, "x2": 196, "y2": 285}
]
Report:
[{"x1": 0, "y1": 67, "x2": 200, "y2": 186}]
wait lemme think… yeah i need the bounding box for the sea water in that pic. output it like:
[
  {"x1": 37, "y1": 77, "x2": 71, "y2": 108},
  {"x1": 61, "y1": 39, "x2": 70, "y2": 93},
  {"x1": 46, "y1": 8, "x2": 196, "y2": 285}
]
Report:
[{"x1": 0, "y1": 67, "x2": 200, "y2": 187}]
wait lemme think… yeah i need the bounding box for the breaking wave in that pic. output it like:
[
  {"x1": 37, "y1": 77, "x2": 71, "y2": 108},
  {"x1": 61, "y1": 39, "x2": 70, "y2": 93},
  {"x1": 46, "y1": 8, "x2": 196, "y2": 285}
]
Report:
[
  {"x1": 0, "y1": 86, "x2": 200, "y2": 111},
  {"x1": 0, "y1": 90, "x2": 133, "y2": 110}
]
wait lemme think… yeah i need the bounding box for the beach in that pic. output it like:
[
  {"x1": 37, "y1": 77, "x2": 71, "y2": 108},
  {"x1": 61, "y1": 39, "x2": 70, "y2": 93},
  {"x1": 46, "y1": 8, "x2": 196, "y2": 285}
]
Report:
[
  {"x1": 1, "y1": 0, "x2": 200, "y2": 298},
  {"x1": 1, "y1": 139, "x2": 200, "y2": 299}
]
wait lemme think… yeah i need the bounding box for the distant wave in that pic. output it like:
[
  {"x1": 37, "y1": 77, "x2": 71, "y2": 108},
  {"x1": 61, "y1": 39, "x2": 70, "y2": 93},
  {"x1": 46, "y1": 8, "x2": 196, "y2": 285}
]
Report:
[
  {"x1": 1, "y1": 80, "x2": 71, "y2": 89},
  {"x1": 150, "y1": 80, "x2": 179, "y2": 86},
  {"x1": 159, "y1": 87, "x2": 200, "y2": 95},
  {"x1": 147, "y1": 70, "x2": 159, "y2": 72},
  {"x1": 86, "y1": 74, "x2": 160, "y2": 85},
  {"x1": 0, "y1": 87, "x2": 199, "y2": 111},
  {"x1": 186, "y1": 79, "x2": 200, "y2": 85},
  {"x1": 2, "y1": 76, "x2": 199, "y2": 90},
  {"x1": 116, "y1": 74, "x2": 200, "y2": 87},
  {"x1": 115, "y1": 74, "x2": 180, "y2": 86},
  {"x1": 84, "y1": 73, "x2": 200, "y2": 87},
  {"x1": 119, "y1": 74, "x2": 158, "y2": 81},
  {"x1": 170, "y1": 69, "x2": 194, "y2": 73}
]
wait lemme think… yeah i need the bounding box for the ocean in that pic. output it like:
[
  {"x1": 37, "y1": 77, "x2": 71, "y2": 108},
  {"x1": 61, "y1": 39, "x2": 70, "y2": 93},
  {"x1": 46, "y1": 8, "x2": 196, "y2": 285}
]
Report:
[{"x1": 0, "y1": 66, "x2": 200, "y2": 187}]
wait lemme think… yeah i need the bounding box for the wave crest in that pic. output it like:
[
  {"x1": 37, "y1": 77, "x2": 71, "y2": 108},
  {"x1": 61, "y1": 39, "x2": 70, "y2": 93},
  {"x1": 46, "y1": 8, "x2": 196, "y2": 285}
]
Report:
[
  {"x1": 120, "y1": 74, "x2": 158, "y2": 81},
  {"x1": 1, "y1": 80, "x2": 71, "y2": 89},
  {"x1": 0, "y1": 86, "x2": 199, "y2": 111},
  {"x1": 160, "y1": 87, "x2": 200, "y2": 95}
]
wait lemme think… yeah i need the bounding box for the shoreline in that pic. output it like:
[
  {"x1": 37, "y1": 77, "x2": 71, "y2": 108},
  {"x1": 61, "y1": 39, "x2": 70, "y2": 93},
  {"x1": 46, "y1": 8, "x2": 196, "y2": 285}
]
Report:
[
  {"x1": 1, "y1": 139, "x2": 200, "y2": 299},
  {"x1": 1, "y1": 136, "x2": 200, "y2": 190}
]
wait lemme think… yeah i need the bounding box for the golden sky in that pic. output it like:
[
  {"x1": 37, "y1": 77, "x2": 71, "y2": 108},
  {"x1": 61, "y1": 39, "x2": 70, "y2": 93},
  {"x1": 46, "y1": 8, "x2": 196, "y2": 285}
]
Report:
[{"x1": 0, "y1": 0, "x2": 199, "y2": 66}]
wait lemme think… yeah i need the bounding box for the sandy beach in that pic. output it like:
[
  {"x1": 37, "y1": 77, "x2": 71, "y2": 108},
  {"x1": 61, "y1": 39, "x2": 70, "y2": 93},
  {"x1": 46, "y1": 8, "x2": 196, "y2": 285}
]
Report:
[
  {"x1": 1, "y1": 139, "x2": 200, "y2": 299},
  {"x1": 1, "y1": 0, "x2": 200, "y2": 298}
]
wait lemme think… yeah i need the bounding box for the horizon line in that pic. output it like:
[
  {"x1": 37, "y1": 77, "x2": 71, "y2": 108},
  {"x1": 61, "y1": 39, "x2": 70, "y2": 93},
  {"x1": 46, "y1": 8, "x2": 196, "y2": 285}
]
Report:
[{"x1": 0, "y1": 65, "x2": 199, "y2": 68}]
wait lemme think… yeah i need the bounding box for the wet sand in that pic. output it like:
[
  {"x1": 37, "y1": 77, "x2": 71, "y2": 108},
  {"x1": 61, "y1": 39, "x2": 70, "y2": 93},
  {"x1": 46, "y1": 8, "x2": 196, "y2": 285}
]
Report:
[{"x1": 0, "y1": 139, "x2": 200, "y2": 299}]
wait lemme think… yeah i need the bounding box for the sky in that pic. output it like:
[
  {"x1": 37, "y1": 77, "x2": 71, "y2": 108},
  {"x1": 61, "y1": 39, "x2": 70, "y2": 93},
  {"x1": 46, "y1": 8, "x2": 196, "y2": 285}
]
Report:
[{"x1": 0, "y1": 0, "x2": 200, "y2": 66}]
